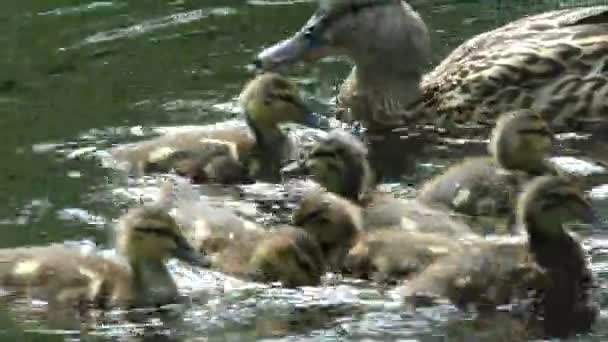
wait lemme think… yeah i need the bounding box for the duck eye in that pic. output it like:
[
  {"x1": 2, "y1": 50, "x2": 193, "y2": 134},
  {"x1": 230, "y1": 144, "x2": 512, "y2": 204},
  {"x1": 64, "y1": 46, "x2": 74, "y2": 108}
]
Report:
[
  {"x1": 134, "y1": 226, "x2": 177, "y2": 241},
  {"x1": 272, "y1": 92, "x2": 297, "y2": 104},
  {"x1": 517, "y1": 127, "x2": 552, "y2": 137}
]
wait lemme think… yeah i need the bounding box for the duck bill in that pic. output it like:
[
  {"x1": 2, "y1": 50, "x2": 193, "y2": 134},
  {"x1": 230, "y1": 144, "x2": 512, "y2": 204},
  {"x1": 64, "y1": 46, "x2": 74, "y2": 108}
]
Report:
[
  {"x1": 173, "y1": 236, "x2": 210, "y2": 268},
  {"x1": 256, "y1": 14, "x2": 331, "y2": 70}
]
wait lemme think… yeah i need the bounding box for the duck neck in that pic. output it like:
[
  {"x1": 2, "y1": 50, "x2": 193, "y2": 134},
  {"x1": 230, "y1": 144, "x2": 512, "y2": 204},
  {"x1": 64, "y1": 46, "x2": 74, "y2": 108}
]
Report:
[
  {"x1": 527, "y1": 223, "x2": 595, "y2": 337},
  {"x1": 130, "y1": 257, "x2": 178, "y2": 306},
  {"x1": 245, "y1": 113, "x2": 285, "y2": 149},
  {"x1": 353, "y1": 64, "x2": 424, "y2": 131}
]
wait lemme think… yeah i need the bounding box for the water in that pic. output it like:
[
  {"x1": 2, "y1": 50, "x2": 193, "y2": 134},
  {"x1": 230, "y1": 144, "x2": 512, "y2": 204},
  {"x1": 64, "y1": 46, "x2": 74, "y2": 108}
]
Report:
[{"x1": 2, "y1": 0, "x2": 608, "y2": 340}]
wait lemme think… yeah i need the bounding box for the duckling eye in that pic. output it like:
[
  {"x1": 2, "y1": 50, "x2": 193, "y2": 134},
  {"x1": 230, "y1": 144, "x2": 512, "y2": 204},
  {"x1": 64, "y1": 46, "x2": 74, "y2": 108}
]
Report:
[
  {"x1": 517, "y1": 127, "x2": 552, "y2": 137},
  {"x1": 294, "y1": 254, "x2": 314, "y2": 274},
  {"x1": 272, "y1": 92, "x2": 297, "y2": 104},
  {"x1": 134, "y1": 227, "x2": 178, "y2": 241},
  {"x1": 298, "y1": 208, "x2": 330, "y2": 225}
]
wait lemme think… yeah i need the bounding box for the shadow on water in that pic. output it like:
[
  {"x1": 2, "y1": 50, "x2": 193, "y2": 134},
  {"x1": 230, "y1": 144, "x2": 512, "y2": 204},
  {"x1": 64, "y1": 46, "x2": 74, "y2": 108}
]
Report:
[{"x1": 2, "y1": 0, "x2": 608, "y2": 340}]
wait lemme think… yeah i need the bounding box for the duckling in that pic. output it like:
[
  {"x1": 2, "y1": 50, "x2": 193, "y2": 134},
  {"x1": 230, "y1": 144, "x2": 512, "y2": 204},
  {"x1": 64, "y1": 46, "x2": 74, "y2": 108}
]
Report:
[
  {"x1": 110, "y1": 72, "x2": 323, "y2": 183},
  {"x1": 282, "y1": 130, "x2": 473, "y2": 237},
  {"x1": 256, "y1": 1, "x2": 608, "y2": 132},
  {"x1": 292, "y1": 188, "x2": 466, "y2": 282},
  {"x1": 402, "y1": 176, "x2": 598, "y2": 338},
  {"x1": 291, "y1": 189, "x2": 363, "y2": 271},
  {"x1": 171, "y1": 182, "x2": 325, "y2": 288},
  {"x1": 417, "y1": 109, "x2": 555, "y2": 234},
  {"x1": 0, "y1": 206, "x2": 208, "y2": 309}
]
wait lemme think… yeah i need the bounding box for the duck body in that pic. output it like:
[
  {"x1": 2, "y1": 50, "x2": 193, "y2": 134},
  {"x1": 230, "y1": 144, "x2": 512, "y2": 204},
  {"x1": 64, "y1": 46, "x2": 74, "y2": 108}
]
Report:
[
  {"x1": 110, "y1": 73, "x2": 323, "y2": 184},
  {"x1": 293, "y1": 188, "x2": 470, "y2": 283},
  {"x1": 415, "y1": 6, "x2": 608, "y2": 131},
  {"x1": 403, "y1": 176, "x2": 598, "y2": 338},
  {"x1": 257, "y1": 2, "x2": 608, "y2": 133},
  {"x1": 362, "y1": 195, "x2": 475, "y2": 237},
  {"x1": 283, "y1": 129, "x2": 474, "y2": 237},
  {"x1": 344, "y1": 228, "x2": 468, "y2": 283},
  {"x1": 0, "y1": 206, "x2": 207, "y2": 309},
  {"x1": 418, "y1": 109, "x2": 558, "y2": 234},
  {"x1": 171, "y1": 184, "x2": 325, "y2": 287},
  {"x1": 417, "y1": 157, "x2": 528, "y2": 234}
]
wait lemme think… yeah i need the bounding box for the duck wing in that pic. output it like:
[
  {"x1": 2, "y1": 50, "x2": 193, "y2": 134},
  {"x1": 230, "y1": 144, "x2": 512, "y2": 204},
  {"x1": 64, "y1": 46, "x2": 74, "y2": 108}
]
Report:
[
  {"x1": 0, "y1": 245, "x2": 130, "y2": 307},
  {"x1": 420, "y1": 6, "x2": 608, "y2": 130}
]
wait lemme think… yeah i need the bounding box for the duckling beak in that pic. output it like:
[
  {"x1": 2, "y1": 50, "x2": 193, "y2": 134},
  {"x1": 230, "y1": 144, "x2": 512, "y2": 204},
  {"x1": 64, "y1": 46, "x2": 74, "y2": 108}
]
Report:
[
  {"x1": 281, "y1": 160, "x2": 310, "y2": 179},
  {"x1": 173, "y1": 236, "x2": 210, "y2": 268},
  {"x1": 255, "y1": 14, "x2": 330, "y2": 70}
]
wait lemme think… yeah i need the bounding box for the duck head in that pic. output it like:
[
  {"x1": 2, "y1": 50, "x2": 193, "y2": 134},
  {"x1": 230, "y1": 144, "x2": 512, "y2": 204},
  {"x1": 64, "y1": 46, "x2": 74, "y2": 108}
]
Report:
[
  {"x1": 517, "y1": 176, "x2": 597, "y2": 243},
  {"x1": 240, "y1": 73, "x2": 322, "y2": 143},
  {"x1": 255, "y1": 1, "x2": 429, "y2": 87},
  {"x1": 292, "y1": 189, "x2": 363, "y2": 270},
  {"x1": 115, "y1": 206, "x2": 209, "y2": 267},
  {"x1": 489, "y1": 110, "x2": 553, "y2": 174},
  {"x1": 282, "y1": 130, "x2": 374, "y2": 201},
  {"x1": 247, "y1": 227, "x2": 325, "y2": 287}
]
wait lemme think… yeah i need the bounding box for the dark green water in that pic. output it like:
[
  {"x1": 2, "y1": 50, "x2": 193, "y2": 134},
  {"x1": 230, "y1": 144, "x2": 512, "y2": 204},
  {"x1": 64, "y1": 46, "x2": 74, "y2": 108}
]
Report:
[{"x1": 2, "y1": 0, "x2": 608, "y2": 340}]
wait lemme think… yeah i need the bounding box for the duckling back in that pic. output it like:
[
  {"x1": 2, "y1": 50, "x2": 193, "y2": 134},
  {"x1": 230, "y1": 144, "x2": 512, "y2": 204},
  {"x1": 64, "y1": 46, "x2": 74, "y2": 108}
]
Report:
[
  {"x1": 0, "y1": 244, "x2": 137, "y2": 308},
  {"x1": 403, "y1": 176, "x2": 598, "y2": 338},
  {"x1": 344, "y1": 228, "x2": 468, "y2": 283}
]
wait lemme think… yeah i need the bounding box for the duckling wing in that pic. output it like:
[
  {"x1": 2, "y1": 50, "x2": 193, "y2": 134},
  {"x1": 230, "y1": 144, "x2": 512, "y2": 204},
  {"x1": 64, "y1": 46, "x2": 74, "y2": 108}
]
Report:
[
  {"x1": 346, "y1": 229, "x2": 466, "y2": 282},
  {"x1": 402, "y1": 239, "x2": 546, "y2": 310},
  {"x1": 0, "y1": 245, "x2": 131, "y2": 307},
  {"x1": 109, "y1": 120, "x2": 254, "y2": 173},
  {"x1": 417, "y1": 157, "x2": 528, "y2": 234},
  {"x1": 364, "y1": 197, "x2": 473, "y2": 237},
  {"x1": 420, "y1": 6, "x2": 608, "y2": 129}
]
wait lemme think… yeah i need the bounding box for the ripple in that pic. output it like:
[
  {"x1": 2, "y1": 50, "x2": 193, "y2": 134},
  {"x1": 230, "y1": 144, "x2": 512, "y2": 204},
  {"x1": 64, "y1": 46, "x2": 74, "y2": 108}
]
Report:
[
  {"x1": 38, "y1": 1, "x2": 124, "y2": 16},
  {"x1": 79, "y1": 7, "x2": 237, "y2": 46}
]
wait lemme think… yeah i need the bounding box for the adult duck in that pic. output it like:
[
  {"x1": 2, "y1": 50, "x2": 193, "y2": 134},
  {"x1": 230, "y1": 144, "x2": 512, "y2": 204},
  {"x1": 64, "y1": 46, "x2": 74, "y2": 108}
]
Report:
[{"x1": 256, "y1": 1, "x2": 608, "y2": 132}]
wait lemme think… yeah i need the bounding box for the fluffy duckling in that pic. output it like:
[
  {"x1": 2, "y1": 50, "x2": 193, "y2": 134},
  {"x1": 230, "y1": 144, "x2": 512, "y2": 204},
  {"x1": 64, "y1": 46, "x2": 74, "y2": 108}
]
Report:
[
  {"x1": 417, "y1": 110, "x2": 555, "y2": 234},
  {"x1": 283, "y1": 130, "x2": 473, "y2": 237},
  {"x1": 0, "y1": 206, "x2": 208, "y2": 309},
  {"x1": 292, "y1": 189, "x2": 363, "y2": 271},
  {"x1": 292, "y1": 188, "x2": 467, "y2": 282},
  {"x1": 110, "y1": 72, "x2": 322, "y2": 183},
  {"x1": 403, "y1": 176, "x2": 598, "y2": 338},
  {"x1": 256, "y1": 1, "x2": 608, "y2": 133},
  {"x1": 171, "y1": 183, "x2": 325, "y2": 288}
]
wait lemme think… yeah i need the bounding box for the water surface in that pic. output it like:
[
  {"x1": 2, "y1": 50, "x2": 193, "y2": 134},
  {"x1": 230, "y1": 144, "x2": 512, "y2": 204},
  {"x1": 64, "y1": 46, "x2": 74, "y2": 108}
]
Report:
[{"x1": 2, "y1": 0, "x2": 608, "y2": 340}]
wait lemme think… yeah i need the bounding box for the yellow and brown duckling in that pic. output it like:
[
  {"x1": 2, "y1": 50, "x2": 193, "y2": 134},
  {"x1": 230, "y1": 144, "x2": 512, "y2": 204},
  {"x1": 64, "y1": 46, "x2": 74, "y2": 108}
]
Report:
[
  {"x1": 257, "y1": 1, "x2": 608, "y2": 133},
  {"x1": 0, "y1": 206, "x2": 208, "y2": 309},
  {"x1": 402, "y1": 176, "x2": 598, "y2": 338},
  {"x1": 292, "y1": 189, "x2": 363, "y2": 271},
  {"x1": 292, "y1": 188, "x2": 468, "y2": 283},
  {"x1": 417, "y1": 109, "x2": 555, "y2": 234},
  {"x1": 283, "y1": 129, "x2": 473, "y2": 237},
  {"x1": 171, "y1": 184, "x2": 325, "y2": 288},
  {"x1": 110, "y1": 72, "x2": 323, "y2": 184}
]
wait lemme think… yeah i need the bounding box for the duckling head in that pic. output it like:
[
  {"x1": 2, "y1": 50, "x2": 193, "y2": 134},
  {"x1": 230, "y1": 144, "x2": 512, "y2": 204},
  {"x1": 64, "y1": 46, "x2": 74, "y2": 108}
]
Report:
[
  {"x1": 239, "y1": 73, "x2": 321, "y2": 139},
  {"x1": 292, "y1": 189, "x2": 363, "y2": 269},
  {"x1": 248, "y1": 227, "x2": 325, "y2": 287},
  {"x1": 283, "y1": 130, "x2": 374, "y2": 201},
  {"x1": 517, "y1": 176, "x2": 596, "y2": 242},
  {"x1": 115, "y1": 206, "x2": 209, "y2": 267},
  {"x1": 255, "y1": 1, "x2": 430, "y2": 85},
  {"x1": 489, "y1": 110, "x2": 553, "y2": 174}
]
